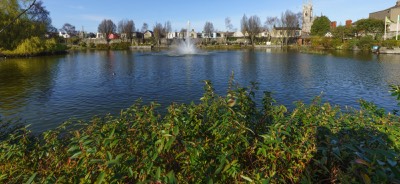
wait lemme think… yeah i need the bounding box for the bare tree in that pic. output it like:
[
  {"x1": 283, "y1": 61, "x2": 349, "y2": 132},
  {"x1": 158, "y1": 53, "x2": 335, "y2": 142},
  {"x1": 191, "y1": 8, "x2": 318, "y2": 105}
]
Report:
[
  {"x1": 164, "y1": 21, "x2": 172, "y2": 33},
  {"x1": 280, "y1": 10, "x2": 301, "y2": 45},
  {"x1": 203, "y1": 21, "x2": 214, "y2": 38},
  {"x1": 118, "y1": 19, "x2": 135, "y2": 42},
  {"x1": 248, "y1": 15, "x2": 262, "y2": 46},
  {"x1": 241, "y1": 14, "x2": 249, "y2": 37},
  {"x1": 98, "y1": 19, "x2": 116, "y2": 44},
  {"x1": 264, "y1": 16, "x2": 280, "y2": 42},
  {"x1": 153, "y1": 22, "x2": 164, "y2": 46},
  {"x1": 265, "y1": 16, "x2": 279, "y2": 31},
  {"x1": 225, "y1": 17, "x2": 233, "y2": 31},
  {"x1": 141, "y1": 23, "x2": 148, "y2": 33},
  {"x1": 241, "y1": 14, "x2": 262, "y2": 46},
  {"x1": 203, "y1": 21, "x2": 214, "y2": 44},
  {"x1": 60, "y1": 23, "x2": 76, "y2": 36}
]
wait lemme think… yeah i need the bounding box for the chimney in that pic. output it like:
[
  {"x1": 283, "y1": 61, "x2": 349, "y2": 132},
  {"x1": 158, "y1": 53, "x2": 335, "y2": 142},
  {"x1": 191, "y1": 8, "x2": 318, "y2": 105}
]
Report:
[
  {"x1": 330, "y1": 21, "x2": 337, "y2": 29},
  {"x1": 346, "y1": 20, "x2": 352, "y2": 28}
]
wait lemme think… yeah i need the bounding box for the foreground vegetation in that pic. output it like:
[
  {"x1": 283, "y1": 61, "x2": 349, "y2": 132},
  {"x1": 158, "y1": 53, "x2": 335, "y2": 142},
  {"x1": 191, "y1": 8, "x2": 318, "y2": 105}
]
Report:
[{"x1": 0, "y1": 80, "x2": 399, "y2": 183}]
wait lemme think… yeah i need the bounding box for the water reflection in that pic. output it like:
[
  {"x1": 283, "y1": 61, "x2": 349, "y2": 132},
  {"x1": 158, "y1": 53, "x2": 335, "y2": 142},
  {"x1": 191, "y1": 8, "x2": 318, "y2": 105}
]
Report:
[
  {"x1": 1, "y1": 50, "x2": 400, "y2": 132},
  {"x1": 0, "y1": 57, "x2": 59, "y2": 116}
]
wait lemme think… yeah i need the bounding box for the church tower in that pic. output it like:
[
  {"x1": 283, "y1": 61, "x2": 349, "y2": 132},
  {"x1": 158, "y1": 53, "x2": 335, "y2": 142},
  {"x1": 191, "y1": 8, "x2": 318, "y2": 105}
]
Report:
[{"x1": 302, "y1": 0, "x2": 314, "y2": 35}]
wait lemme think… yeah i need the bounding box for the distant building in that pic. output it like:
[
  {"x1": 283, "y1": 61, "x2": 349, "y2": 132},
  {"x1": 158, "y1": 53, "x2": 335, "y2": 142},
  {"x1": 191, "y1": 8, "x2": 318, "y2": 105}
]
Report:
[
  {"x1": 108, "y1": 33, "x2": 119, "y2": 40},
  {"x1": 325, "y1": 32, "x2": 333, "y2": 38},
  {"x1": 143, "y1": 30, "x2": 154, "y2": 39},
  {"x1": 59, "y1": 31, "x2": 70, "y2": 38},
  {"x1": 167, "y1": 32, "x2": 178, "y2": 39},
  {"x1": 87, "y1": 32, "x2": 96, "y2": 39},
  {"x1": 330, "y1": 21, "x2": 337, "y2": 29},
  {"x1": 369, "y1": 0, "x2": 400, "y2": 22},
  {"x1": 233, "y1": 31, "x2": 245, "y2": 38},
  {"x1": 369, "y1": 0, "x2": 400, "y2": 34},
  {"x1": 96, "y1": 33, "x2": 105, "y2": 39},
  {"x1": 271, "y1": 27, "x2": 302, "y2": 38},
  {"x1": 189, "y1": 29, "x2": 198, "y2": 38},
  {"x1": 302, "y1": 0, "x2": 315, "y2": 35},
  {"x1": 201, "y1": 32, "x2": 212, "y2": 39},
  {"x1": 258, "y1": 30, "x2": 270, "y2": 37},
  {"x1": 345, "y1": 20, "x2": 353, "y2": 28},
  {"x1": 132, "y1": 32, "x2": 144, "y2": 39},
  {"x1": 224, "y1": 32, "x2": 235, "y2": 38}
]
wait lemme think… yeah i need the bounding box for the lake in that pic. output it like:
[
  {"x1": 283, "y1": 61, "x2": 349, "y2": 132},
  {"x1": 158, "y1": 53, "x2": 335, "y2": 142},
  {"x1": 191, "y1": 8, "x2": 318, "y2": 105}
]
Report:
[{"x1": 1, "y1": 49, "x2": 400, "y2": 132}]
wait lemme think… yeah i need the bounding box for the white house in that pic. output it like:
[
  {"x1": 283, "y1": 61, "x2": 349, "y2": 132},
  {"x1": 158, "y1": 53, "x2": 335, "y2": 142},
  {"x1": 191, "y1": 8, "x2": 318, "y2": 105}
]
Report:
[
  {"x1": 202, "y1": 32, "x2": 223, "y2": 39},
  {"x1": 96, "y1": 33, "x2": 105, "y2": 39},
  {"x1": 59, "y1": 31, "x2": 70, "y2": 38},
  {"x1": 270, "y1": 27, "x2": 302, "y2": 38},
  {"x1": 167, "y1": 32, "x2": 178, "y2": 39},
  {"x1": 233, "y1": 31, "x2": 245, "y2": 38},
  {"x1": 189, "y1": 29, "x2": 198, "y2": 38},
  {"x1": 143, "y1": 30, "x2": 154, "y2": 39},
  {"x1": 258, "y1": 30, "x2": 270, "y2": 38},
  {"x1": 324, "y1": 32, "x2": 333, "y2": 38}
]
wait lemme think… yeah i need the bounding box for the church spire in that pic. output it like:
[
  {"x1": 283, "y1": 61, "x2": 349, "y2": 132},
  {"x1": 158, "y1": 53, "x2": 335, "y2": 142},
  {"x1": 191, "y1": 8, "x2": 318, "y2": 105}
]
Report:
[{"x1": 302, "y1": 0, "x2": 314, "y2": 34}]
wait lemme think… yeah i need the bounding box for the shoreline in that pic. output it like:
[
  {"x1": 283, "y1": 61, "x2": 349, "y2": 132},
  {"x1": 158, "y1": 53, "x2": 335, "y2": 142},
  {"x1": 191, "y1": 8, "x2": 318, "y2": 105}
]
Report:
[
  {"x1": 3, "y1": 44, "x2": 397, "y2": 58},
  {"x1": 0, "y1": 50, "x2": 69, "y2": 58}
]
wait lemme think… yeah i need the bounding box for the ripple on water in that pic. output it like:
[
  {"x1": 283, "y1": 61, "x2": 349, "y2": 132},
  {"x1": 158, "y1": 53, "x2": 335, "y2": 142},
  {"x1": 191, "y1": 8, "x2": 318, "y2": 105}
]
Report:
[{"x1": 1, "y1": 50, "x2": 400, "y2": 132}]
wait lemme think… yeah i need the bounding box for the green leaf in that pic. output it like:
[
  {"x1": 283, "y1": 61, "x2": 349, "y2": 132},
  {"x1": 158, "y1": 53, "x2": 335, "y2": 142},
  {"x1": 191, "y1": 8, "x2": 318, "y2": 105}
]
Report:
[
  {"x1": 106, "y1": 159, "x2": 120, "y2": 167},
  {"x1": 70, "y1": 151, "x2": 82, "y2": 159},
  {"x1": 166, "y1": 171, "x2": 177, "y2": 183},
  {"x1": 109, "y1": 127, "x2": 115, "y2": 139},
  {"x1": 110, "y1": 139, "x2": 119, "y2": 148},
  {"x1": 25, "y1": 172, "x2": 37, "y2": 184},
  {"x1": 106, "y1": 151, "x2": 112, "y2": 160},
  {"x1": 67, "y1": 145, "x2": 80, "y2": 153},
  {"x1": 240, "y1": 175, "x2": 253, "y2": 182},
  {"x1": 95, "y1": 172, "x2": 106, "y2": 184},
  {"x1": 115, "y1": 153, "x2": 124, "y2": 161},
  {"x1": 156, "y1": 167, "x2": 161, "y2": 180},
  {"x1": 0, "y1": 174, "x2": 7, "y2": 181},
  {"x1": 173, "y1": 126, "x2": 179, "y2": 135},
  {"x1": 90, "y1": 159, "x2": 104, "y2": 164},
  {"x1": 128, "y1": 167, "x2": 134, "y2": 177},
  {"x1": 83, "y1": 140, "x2": 93, "y2": 146}
]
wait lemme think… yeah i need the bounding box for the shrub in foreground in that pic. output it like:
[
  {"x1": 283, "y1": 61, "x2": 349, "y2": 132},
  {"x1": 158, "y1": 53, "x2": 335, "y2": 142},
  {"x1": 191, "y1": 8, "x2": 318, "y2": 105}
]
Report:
[{"x1": 0, "y1": 81, "x2": 399, "y2": 183}]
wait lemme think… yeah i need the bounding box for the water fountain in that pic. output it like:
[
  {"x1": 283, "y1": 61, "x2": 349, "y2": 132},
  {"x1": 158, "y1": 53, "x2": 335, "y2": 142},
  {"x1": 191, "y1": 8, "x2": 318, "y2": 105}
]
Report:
[{"x1": 169, "y1": 21, "x2": 198, "y2": 56}]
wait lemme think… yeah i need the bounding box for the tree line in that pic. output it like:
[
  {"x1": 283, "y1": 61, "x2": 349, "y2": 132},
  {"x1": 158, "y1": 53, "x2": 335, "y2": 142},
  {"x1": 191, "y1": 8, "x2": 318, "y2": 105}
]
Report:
[
  {"x1": 309, "y1": 15, "x2": 390, "y2": 50},
  {"x1": 86, "y1": 9, "x2": 302, "y2": 47}
]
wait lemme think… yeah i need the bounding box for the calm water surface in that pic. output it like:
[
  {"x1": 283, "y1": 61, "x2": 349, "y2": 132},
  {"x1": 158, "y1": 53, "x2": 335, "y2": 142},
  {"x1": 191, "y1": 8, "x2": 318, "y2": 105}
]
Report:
[{"x1": 1, "y1": 49, "x2": 400, "y2": 131}]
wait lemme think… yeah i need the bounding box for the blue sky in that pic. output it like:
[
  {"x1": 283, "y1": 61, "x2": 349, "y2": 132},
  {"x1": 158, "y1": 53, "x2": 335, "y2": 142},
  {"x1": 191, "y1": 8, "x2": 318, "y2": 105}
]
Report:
[{"x1": 44, "y1": 0, "x2": 396, "y2": 33}]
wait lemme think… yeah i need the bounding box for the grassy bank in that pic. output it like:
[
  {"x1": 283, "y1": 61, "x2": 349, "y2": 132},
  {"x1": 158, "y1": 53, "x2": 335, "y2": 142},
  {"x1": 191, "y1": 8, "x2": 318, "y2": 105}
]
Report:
[
  {"x1": 0, "y1": 80, "x2": 399, "y2": 183},
  {"x1": 309, "y1": 36, "x2": 400, "y2": 51}
]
